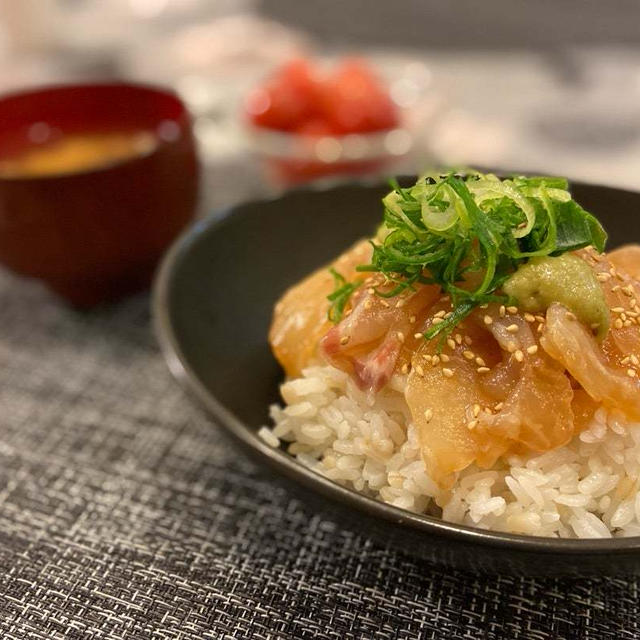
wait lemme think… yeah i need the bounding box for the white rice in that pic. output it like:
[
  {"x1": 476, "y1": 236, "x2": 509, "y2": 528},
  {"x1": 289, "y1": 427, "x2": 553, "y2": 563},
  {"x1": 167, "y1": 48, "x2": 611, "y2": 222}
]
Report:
[{"x1": 261, "y1": 364, "x2": 640, "y2": 538}]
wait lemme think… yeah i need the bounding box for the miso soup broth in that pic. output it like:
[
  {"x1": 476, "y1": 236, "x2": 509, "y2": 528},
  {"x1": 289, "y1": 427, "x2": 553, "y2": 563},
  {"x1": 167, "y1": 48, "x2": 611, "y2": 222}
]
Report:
[{"x1": 0, "y1": 130, "x2": 158, "y2": 178}]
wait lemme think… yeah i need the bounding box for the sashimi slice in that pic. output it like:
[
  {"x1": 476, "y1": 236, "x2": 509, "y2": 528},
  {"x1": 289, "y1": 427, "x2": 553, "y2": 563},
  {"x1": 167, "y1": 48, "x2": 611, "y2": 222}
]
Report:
[
  {"x1": 608, "y1": 244, "x2": 640, "y2": 281},
  {"x1": 407, "y1": 307, "x2": 574, "y2": 484},
  {"x1": 541, "y1": 303, "x2": 640, "y2": 420},
  {"x1": 269, "y1": 240, "x2": 371, "y2": 377},
  {"x1": 321, "y1": 283, "x2": 440, "y2": 393}
]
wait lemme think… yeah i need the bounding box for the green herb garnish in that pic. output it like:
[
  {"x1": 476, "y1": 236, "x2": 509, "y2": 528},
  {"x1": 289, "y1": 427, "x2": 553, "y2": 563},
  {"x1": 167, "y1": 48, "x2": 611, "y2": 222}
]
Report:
[
  {"x1": 327, "y1": 268, "x2": 363, "y2": 323},
  {"x1": 327, "y1": 170, "x2": 607, "y2": 339}
]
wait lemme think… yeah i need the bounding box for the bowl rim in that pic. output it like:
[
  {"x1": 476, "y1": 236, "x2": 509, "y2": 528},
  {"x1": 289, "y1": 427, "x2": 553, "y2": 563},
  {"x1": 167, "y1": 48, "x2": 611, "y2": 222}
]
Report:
[{"x1": 152, "y1": 177, "x2": 640, "y2": 555}]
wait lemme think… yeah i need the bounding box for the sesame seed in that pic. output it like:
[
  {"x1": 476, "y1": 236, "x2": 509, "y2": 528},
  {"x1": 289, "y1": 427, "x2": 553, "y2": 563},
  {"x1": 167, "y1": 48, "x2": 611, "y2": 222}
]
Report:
[
  {"x1": 340, "y1": 335, "x2": 350, "y2": 345},
  {"x1": 624, "y1": 285, "x2": 634, "y2": 296},
  {"x1": 395, "y1": 299, "x2": 405, "y2": 308},
  {"x1": 475, "y1": 357, "x2": 486, "y2": 367},
  {"x1": 615, "y1": 319, "x2": 624, "y2": 329},
  {"x1": 590, "y1": 323, "x2": 600, "y2": 330},
  {"x1": 414, "y1": 332, "x2": 423, "y2": 339},
  {"x1": 631, "y1": 355, "x2": 639, "y2": 366},
  {"x1": 612, "y1": 306, "x2": 625, "y2": 313},
  {"x1": 447, "y1": 338, "x2": 456, "y2": 350},
  {"x1": 434, "y1": 310, "x2": 446, "y2": 319},
  {"x1": 499, "y1": 305, "x2": 506, "y2": 317},
  {"x1": 415, "y1": 364, "x2": 425, "y2": 377},
  {"x1": 565, "y1": 312, "x2": 577, "y2": 321},
  {"x1": 455, "y1": 333, "x2": 463, "y2": 345},
  {"x1": 535, "y1": 315, "x2": 545, "y2": 323},
  {"x1": 442, "y1": 368, "x2": 454, "y2": 378},
  {"x1": 401, "y1": 363, "x2": 409, "y2": 374},
  {"x1": 514, "y1": 349, "x2": 524, "y2": 362},
  {"x1": 596, "y1": 272, "x2": 611, "y2": 282},
  {"x1": 440, "y1": 353, "x2": 451, "y2": 363},
  {"x1": 380, "y1": 299, "x2": 390, "y2": 308},
  {"x1": 625, "y1": 320, "x2": 633, "y2": 327},
  {"x1": 479, "y1": 304, "x2": 489, "y2": 309},
  {"x1": 622, "y1": 356, "x2": 631, "y2": 365},
  {"x1": 527, "y1": 345, "x2": 539, "y2": 355},
  {"x1": 364, "y1": 299, "x2": 373, "y2": 310},
  {"x1": 477, "y1": 367, "x2": 490, "y2": 374},
  {"x1": 367, "y1": 287, "x2": 375, "y2": 295},
  {"x1": 484, "y1": 315, "x2": 493, "y2": 326},
  {"x1": 494, "y1": 402, "x2": 504, "y2": 411},
  {"x1": 507, "y1": 306, "x2": 518, "y2": 314},
  {"x1": 424, "y1": 408, "x2": 433, "y2": 422},
  {"x1": 506, "y1": 342, "x2": 517, "y2": 353},
  {"x1": 467, "y1": 420, "x2": 478, "y2": 430},
  {"x1": 431, "y1": 355, "x2": 440, "y2": 366},
  {"x1": 506, "y1": 324, "x2": 519, "y2": 333},
  {"x1": 444, "y1": 311, "x2": 453, "y2": 319},
  {"x1": 432, "y1": 318, "x2": 444, "y2": 326},
  {"x1": 423, "y1": 354, "x2": 433, "y2": 363},
  {"x1": 628, "y1": 369, "x2": 636, "y2": 378},
  {"x1": 464, "y1": 335, "x2": 473, "y2": 346},
  {"x1": 396, "y1": 332, "x2": 405, "y2": 343},
  {"x1": 473, "y1": 404, "x2": 481, "y2": 417},
  {"x1": 463, "y1": 350, "x2": 475, "y2": 360},
  {"x1": 524, "y1": 313, "x2": 536, "y2": 322},
  {"x1": 409, "y1": 315, "x2": 416, "y2": 324},
  {"x1": 612, "y1": 285, "x2": 621, "y2": 292},
  {"x1": 537, "y1": 323, "x2": 544, "y2": 333}
]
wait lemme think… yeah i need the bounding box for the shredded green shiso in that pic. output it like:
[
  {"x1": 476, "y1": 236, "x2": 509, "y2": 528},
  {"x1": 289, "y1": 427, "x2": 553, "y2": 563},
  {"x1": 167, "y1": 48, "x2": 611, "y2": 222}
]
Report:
[
  {"x1": 327, "y1": 170, "x2": 607, "y2": 339},
  {"x1": 327, "y1": 267, "x2": 363, "y2": 323}
]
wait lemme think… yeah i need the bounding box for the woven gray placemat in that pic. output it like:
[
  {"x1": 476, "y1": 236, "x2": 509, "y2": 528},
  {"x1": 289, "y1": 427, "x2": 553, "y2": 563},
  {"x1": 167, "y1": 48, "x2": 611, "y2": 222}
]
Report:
[{"x1": 1, "y1": 270, "x2": 639, "y2": 640}]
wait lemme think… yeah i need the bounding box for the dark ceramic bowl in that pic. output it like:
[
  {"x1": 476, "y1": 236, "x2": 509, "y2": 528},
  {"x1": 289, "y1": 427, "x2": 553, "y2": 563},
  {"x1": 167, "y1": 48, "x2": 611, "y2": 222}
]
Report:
[
  {"x1": 153, "y1": 179, "x2": 640, "y2": 575},
  {"x1": 0, "y1": 83, "x2": 198, "y2": 307}
]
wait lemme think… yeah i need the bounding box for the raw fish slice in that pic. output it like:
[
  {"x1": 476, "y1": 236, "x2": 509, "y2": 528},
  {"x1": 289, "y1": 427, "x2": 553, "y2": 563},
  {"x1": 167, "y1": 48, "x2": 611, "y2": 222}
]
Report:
[
  {"x1": 405, "y1": 345, "x2": 481, "y2": 486},
  {"x1": 407, "y1": 307, "x2": 574, "y2": 484},
  {"x1": 321, "y1": 283, "x2": 440, "y2": 393},
  {"x1": 541, "y1": 303, "x2": 640, "y2": 420},
  {"x1": 270, "y1": 240, "x2": 371, "y2": 377},
  {"x1": 573, "y1": 248, "x2": 640, "y2": 375},
  {"x1": 608, "y1": 244, "x2": 640, "y2": 281}
]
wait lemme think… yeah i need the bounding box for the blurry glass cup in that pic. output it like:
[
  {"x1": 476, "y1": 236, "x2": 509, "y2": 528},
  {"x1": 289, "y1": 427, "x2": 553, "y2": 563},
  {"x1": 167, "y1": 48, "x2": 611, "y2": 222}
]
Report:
[{"x1": 248, "y1": 125, "x2": 412, "y2": 186}]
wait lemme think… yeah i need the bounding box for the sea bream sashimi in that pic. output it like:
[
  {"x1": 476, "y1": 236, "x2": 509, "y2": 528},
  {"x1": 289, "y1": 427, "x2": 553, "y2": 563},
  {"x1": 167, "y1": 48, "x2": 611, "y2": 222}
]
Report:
[
  {"x1": 269, "y1": 173, "x2": 640, "y2": 485},
  {"x1": 271, "y1": 242, "x2": 640, "y2": 484},
  {"x1": 269, "y1": 240, "x2": 371, "y2": 378}
]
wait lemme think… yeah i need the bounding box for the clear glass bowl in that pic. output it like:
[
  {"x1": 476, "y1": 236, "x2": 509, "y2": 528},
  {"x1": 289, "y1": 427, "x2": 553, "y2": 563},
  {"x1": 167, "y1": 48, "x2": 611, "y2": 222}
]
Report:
[{"x1": 247, "y1": 122, "x2": 413, "y2": 186}]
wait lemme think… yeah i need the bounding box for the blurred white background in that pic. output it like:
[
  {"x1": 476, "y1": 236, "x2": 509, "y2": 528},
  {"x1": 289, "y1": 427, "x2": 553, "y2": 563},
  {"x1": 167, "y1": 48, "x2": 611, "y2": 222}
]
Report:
[{"x1": 1, "y1": 0, "x2": 639, "y2": 210}]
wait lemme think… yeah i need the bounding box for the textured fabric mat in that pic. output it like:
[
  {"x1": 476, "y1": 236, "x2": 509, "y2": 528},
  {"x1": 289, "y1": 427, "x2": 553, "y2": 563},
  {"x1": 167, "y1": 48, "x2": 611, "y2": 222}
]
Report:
[{"x1": 1, "y1": 270, "x2": 640, "y2": 640}]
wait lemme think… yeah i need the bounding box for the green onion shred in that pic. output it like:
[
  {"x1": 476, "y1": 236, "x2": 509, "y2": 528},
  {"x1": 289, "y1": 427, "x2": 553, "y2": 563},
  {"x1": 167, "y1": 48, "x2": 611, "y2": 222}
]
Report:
[{"x1": 327, "y1": 170, "x2": 607, "y2": 338}]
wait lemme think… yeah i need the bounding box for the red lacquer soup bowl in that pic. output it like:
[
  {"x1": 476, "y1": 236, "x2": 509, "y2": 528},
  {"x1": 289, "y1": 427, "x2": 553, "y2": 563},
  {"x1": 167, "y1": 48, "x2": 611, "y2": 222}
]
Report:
[{"x1": 0, "y1": 83, "x2": 199, "y2": 306}]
